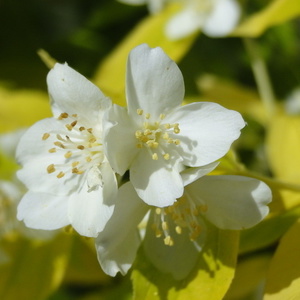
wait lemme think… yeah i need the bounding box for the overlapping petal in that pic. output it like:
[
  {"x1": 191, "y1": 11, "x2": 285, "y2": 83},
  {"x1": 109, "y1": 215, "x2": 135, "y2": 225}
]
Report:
[
  {"x1": 126, "y1": 44, "x2": 184, "y2": 119},
  {"x1": 186, "y1": 175, "x2": 271, "y2": 230},
  {"x1": 17, "y1": 191, "x2": 69, "y2": 230},
  {"x1": 166, "y1": 102, "x2": 245, "y2": 166},
  {"x1": 130, "y1": 149, "x2": 183, "y2": 207},
  {"x1": 95, "y1": 182, "x2": 148, "y2": 276},
  {"x1": 47, "y1": 63, "x2": 111, "y2": 124}
]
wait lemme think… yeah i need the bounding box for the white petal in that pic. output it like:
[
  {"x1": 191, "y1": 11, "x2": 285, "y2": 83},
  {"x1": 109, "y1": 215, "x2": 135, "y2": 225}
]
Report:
[
  {"x1": 166, "y1": 6, "x2": 206, "y2": 40},
  {"x1": 16, "y1": 118, "x2": 80, "y2": 195},
  {"x1": 167, "y1": 102, "x2": 245, "y2": 166},
  {"x1": 103, "y1": 104, "x2": 139, "y2": 175},
  {"x1": 186, "y1": 175, "x2": 272, "y2": 230},
  {"x1": 95, "y1": 182, "x2": 148, "y2": 276},
  {"x1": 47, "y1": 63, "x2": 111, "y2": 123},
  {"x1": 181, "y1": 162, "x2": 219, "y2": 186},
  {"x1": 130, "y1": 150, "x2": 183, "y2": 207},
  {"x1": 17, "y1": 191, "x2": 69, "y2": 230},
  {"x1": 68, "y1": 163, "x2": 117, "y2": 237},
  {"x1": 126, "y1": 44, "x2": 184, "y2": 119},
  {"x1": 143, "y1": 210, "x2": 205, "y2": 280},
  {"x1": 203, "y1": 0, "x2": 241, "y2": 37}
]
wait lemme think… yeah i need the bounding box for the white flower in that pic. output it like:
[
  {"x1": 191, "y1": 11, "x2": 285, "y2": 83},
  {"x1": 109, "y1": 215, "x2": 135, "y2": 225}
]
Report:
[
  {"x1": 16, "y1": 63, "x2": 117, "y2": 238},
  {"x1": 118, "y1": 0, "x2": 241, "y2": 39},
  {"x1": 95, "y1": 172, "x2": 272, "y2": 279},
  {"x1": 103, "y1": 44, "x2": 245, "y2": 207}
]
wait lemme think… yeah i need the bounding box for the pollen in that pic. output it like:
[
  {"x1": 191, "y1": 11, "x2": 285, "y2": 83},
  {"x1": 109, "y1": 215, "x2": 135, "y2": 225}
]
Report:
[
  {"x1": 137, "y1": 108, "x2": 143, "y2": 115},
  {"x1": 42, "y1": 133, "x2": 50, "y2": 140},
  {"x1": 47, "y1": 164, "x2": 56, "y2": 174},
  {"x1": 57, "y1": 171, "x2": 65, "y2": 178},
  {"x1": 48, "y1": 148, "x2": 56, "y2": 153},
  {"x1": 58, "y1": 112, "x2": 68, "y2": 120},
  {"x1": 152, "y1": 153, "x2": 158, "y2": 160},
  {"x1": 64, "y1": 151, "x2": 72, "y2": 158},
  {"x1": 164, "y1": 236, "x2": 174, "y2": 246}
]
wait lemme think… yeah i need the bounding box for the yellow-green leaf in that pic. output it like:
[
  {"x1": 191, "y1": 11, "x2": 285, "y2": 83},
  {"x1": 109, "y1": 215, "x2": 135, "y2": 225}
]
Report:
[
  {"x1": 224, "y1": 252, "x2": 272, "y2": 300},
  {"x1": 240, "y1": 206, "x2": 300, "y2": 255},
  {"x1": 0, "y1": 233, "x2": 72, "y2": 300},
  {"x1": 264, "y1": 219, "x2": 300, "y2": 300},
  {"x1": 0, "y1": 87, "x2": 51, "y2": 133},
  {"x1": 131, "y1": 225, "x2": 239, "y2": 300},
  {"x1": 232, "y1": 0, "x2": 300, "y2": 37},
  {"x1": 92, "y1": 3, "x2": 197, "y2": 106}
]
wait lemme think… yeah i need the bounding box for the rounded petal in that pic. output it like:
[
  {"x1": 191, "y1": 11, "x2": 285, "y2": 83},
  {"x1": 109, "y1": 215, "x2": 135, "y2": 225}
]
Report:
[
  {"x1": 181, "y1": 162, "x2": 219, "y2": 186},
  {"x1": 203, "y1": 0, "x2": 241, "y2": 37},
  {"x1": 167, "y1": 102, "x2": 245, "y2": 166},
  {"x1": 166, "y1": 6, "x2": 206, "y2": 40},
  {"x1": 68, "y1": 163, "x2": 118, "y2": 237},
  {"x1": 186, "y1": 175, "x2": 272, "y2": 230},
  {"x1": 143, "y1": 210, "x2": 206, "y2": 280},
  {"x1": 47, "y1": 63, "x2": 111, "y2": 122},
  {"x1": 17, "y1": 191, "x2": 69, "y2": 230},
  {"x1": 126, "y1": 44, "x2": 184, "y2": 119},
  {"x1": 103, "y1": 104, "x2": 139, "y2": 175},
  {"x1": 95, "y1": 182, "x2": 148, "y2": 276},
  {"x1": 16, "y1": 118, "x2": 81, "y2": 195},
  {"x1": 130, "y1": 150, "x2": 184, "y2": 207}
]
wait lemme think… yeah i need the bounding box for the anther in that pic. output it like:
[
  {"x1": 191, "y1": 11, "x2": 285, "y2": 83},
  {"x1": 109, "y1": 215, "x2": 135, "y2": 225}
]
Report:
[
  {"x1": 152, "y1": 153, "x2": 158, "y2": 160},
  {"x1": 79, "y1": 126, "x2": 85, "y2": 131},
  {"x1": 58, "y1": 112, "x2": 68, "y2": 120},
  {"x1": 64, "y1": 151, "x2": 72, "y2": 158},
  {"x1": 57, "y1": 171, "x2": 65, "y2": 178},
  {"x1": 71, "y1": 120, "x2": 77, "y2": 127},
  {"x1": 54, "y1": 141, "x2": 65, "y2": 148},
  {"x1": 159, "y1": 113, "x2": 166, "y2": 120},
  {"x1": 155, "y1": 208, "x2": 162, "y2": 215},
  {"x1": 77, "y1": 145, "x2": 85, "y2": 150},
  {"x1": 72, "y1": 114, "x2": 78, "y2": 118},
  {"x1": 72, "y1": 161, "x2": 79, "y2": 167},
  {"x1": 164, "y1": 236, "x2": 174, "y2": 246},
  {"x1": 47, "y1": 164, "x2": 56, "y2": 174},
  {"x1": 42, "y1": 133, "x2": 50, "y2": 140},
  {"x1": 48, "y1": 148, "x2": 56, "y2": 153},
  {"x1": 163, "y1": 153, "x2": 170, "y2": 160},
  {"x1": 65, "y1": 124, "x2": 73, "y2": 131},
  {"x1": 145, "y1": 113, "x2": 151, "y2": 119},
  {"x1": 162, "y1": 221, "x2": 168, "y2": 231},
  {"x1": 87, "y1": 128, "x2": 93, "y2": 133},
  {"x1": 137, "y1": 108, "x2": 143, "y2": 115},
  {"x1": 175, "y1": 226, "x2": 182, "y2": 234}
]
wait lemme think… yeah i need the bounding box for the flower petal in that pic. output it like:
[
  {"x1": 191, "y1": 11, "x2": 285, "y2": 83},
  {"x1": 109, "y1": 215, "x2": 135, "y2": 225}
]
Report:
[
  {"x1": 166, "y1": 6, "x2": 206, "y2": 40},
  {"x1": 17, "y1": 191, "x2": 69, "y2": 230},
  {"x1": 103, "y1": 104, "x2": 139, "y2": 175},
  {"x1": 181, "y1": 162, "x2": 219, "y2": 186},
  {"x1": 68, "y1": 162, "x2": 117, "y2": 237},
  {"x1": 16, "y1": 118, "x2": 81, "y2": 195},
  {"x1": 143, "y1": 210, "x2": 206, "y2": 280},
  {"x1": 203, "y1": 0, "x2": 241, "y2": 37},
  {"x1": 130, "y1": 149, "x2": 183, "y2": 207},
  {"x1": 47, "y1": 63, "x2": 111, "y2": 123},
  {"x1": 186, "y1": 175, "x2": 271, "y2": 230},
  {"x1": 95, "y1": 182, "x2": 148, "y2": 276},
  {"x1": 126, "y1": 44, "x2": 184, "y2": 119},
  {"x1": 167, "y1": 102, "x2": 245, "y2": 166}
]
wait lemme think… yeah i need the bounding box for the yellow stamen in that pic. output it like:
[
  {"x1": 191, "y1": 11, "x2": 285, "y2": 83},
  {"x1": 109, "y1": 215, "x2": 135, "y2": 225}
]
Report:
[{"x1": 47, "y1": 164, "x2": 56, "y2": 174}]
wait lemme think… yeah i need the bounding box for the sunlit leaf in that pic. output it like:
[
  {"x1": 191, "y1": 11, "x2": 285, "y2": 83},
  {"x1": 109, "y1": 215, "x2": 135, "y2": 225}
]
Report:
[
  {"x1": 92, "y1": 3, "x2": 197, "y2": 106},
  {"x1": 232, "y1": 0, "x2": 300, "y2": 37},
  {"x1": 131, "y1": 224, "x2": 239, "y2": 300},
  {"x1": 0, "y1": 86, "x2": 51, "y2": 133},
  {"x1": 196, "y1": 74, "x2": 266, "y2": 125},
  {"x1": 240, "y1": 206, "x2": 300, "y2": 255},
  {"x1": 224, "y1": 252, "x2": 272, "y2": 300},
  {"x1": 0, "y1": 233, "x2": 72, "y2": 300},
  {"x1": 264, "y1": 219, "x2": 300, "y2": 299}
]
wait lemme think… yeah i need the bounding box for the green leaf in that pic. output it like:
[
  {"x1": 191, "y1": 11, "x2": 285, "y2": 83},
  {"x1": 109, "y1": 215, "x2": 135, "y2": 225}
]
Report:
[
  {"x1": 131, "y1": 224, "x2": 239, "y2": 300},
  {"x1": 240, "y1": 206, "x2": 300, "y2": 255},
  {"x1": 92, "y1": 3, "x2": 197, "y2": 107},
  {"x1": 232, "y1": 0, "x2": 300, "y2": 37},
  {"x1": 264, "y1": 219, "x2": 300, "y2": 299},
  {"x1": 0, "y1": 233, "x2": 72, "y2": 300}
]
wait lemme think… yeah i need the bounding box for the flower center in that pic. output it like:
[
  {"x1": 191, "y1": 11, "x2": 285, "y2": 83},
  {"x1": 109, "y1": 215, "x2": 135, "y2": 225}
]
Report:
[
  {"x1": 135, "y1": 109, "x2": 181, "y2": 160},
  {"x1": 42, "y1": 112, "x2": 104, "y2": 181},
  {"x1": 151, "y1": 195, "x2": 208, "y2": 246}
]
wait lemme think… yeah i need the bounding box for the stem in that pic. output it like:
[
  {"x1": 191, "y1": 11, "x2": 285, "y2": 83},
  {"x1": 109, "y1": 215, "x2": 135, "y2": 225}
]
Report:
[{"x1": 244, "y1": 38, "x2": 276, "y2": 119}]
